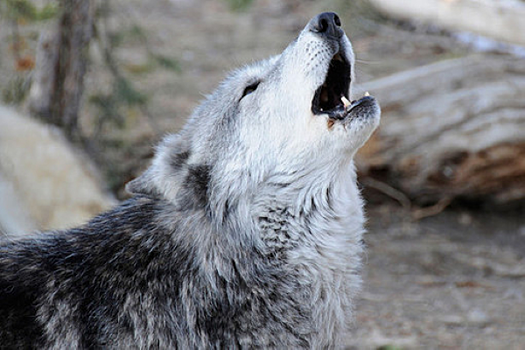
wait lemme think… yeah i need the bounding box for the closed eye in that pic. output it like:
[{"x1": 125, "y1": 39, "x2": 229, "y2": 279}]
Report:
[{"x1": 241, "y1": 81, "x2": 260, "y2": 99}]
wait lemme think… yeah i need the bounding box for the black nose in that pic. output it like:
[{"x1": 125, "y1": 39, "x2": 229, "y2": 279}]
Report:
[{"x1": 310, "y1": 12, "x2": 343, "y2": 38}]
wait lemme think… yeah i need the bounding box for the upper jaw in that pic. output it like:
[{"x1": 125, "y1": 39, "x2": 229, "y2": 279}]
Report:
[
  {"x1": 309, "y1": 40, "x2": 379, "y2": 126},
  {"x1": 311, "y1": 49, "x2": 351, "y2": 120},
  {"x1": 284, "y1": 12, "x2": 379, "y2": 126}
]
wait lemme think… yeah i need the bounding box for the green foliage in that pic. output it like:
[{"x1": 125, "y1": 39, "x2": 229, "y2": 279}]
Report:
[
  {"x1": 94, "y1": 0, "x2": 111, "y2": 19},
  {"x1": 225, "y1": 0, "x2": 254, "y2": 12},
  {"x1": 89, "y1": 13, "x2": 157, "y2": 132},
  {"x1": 3, "y1": 0, "x2": 37, "y2": 20},
  {"x1": 108, "y1": 23, "x2": 181, "y2": 76},
  {"x1": 108, "y1": 24, "x2": 148, "y2": 47},
  {"x1": 2, "y1": 0, "x2": 58, "y2": 21},
  {"x1": 89, "y1": 94, "x2": 124, "y2": 128},
  {"x1": 35, "y1": 3, "x2": 58, "y2": 20},
  {"x1": 122, "y1": 54, "x2": 180, "y2": 76},
  {"x1": 89, "y1": 13, "x2": 180, "y2": 132},
  {"x1": 127, "y1": 24, "x2": 148, "y2": 42},
  {"x1": 377, "y1": 345, "x2": 404, "y2": 350},
  {"x1": 123, "y1": 61, "x2": 155, "y2": 75},
  {"x1": 1, "y1": 75, "x2": 30, "y2": 104},
  {"x1": 107, "y1": 24, "x2": 148, "y2": 47},
  {"x1": 0, "y1": 1, "x2": 58, "y2": 108},
  {"x1": 151, "y1": 54, "x2": 181, "y2": 72},
  {"x1": 88, "y1": 77, "x2": 148, "y2": 132},
  {"x1": 115, "y1": 77, "x2": 148, "y2": 106},
  {"x1": 107, "y1": 31, "x2": 125, "y2": 48}
]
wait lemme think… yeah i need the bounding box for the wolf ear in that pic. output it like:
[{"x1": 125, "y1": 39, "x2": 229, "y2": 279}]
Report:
[
  {"x1": 125, "y1": 134, "x2": 191, "y2": 198},
  {"x1": 125, "y1": 169, "x2": 160, "y2": 197}
]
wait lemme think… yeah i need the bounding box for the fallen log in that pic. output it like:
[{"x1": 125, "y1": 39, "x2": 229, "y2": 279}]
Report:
[
  {"x1": 368, "y1": 0, "x2": 525, "y2": 47},
  {"x1": 356, "y1": 55, "x2": 525, "y2": 206}
]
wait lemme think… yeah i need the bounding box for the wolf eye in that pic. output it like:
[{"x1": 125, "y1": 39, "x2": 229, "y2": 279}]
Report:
[{"x1": 241, "y1": 81, "x2": 260, "y2": 99}]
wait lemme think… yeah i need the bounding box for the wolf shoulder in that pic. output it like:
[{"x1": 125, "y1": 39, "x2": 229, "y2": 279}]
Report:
[{"x1": 0, "y1": 196, "x2": 192, "y2": 349}]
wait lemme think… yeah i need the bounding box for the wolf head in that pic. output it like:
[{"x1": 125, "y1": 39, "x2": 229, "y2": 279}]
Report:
[{"x1": 127, "y1": 13, "x2": 380, "y2": 223}]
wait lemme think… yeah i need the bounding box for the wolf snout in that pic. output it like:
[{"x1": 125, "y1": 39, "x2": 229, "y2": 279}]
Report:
[{"x1": 309, "y1": 12, "x2": 343, "y2": 39}]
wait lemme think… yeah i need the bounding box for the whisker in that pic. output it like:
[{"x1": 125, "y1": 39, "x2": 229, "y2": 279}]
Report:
[{"x1": 355, "y1": 58, "x2": 381, "y2": 65}]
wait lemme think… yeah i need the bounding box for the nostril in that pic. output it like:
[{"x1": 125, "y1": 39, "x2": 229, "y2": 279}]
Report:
[
  {"x1": 334, "y1": 14, "x2": 341, "y2": 27},
  {"x1": 310, "y1": 12, "x2": 343, "y2": 38}
]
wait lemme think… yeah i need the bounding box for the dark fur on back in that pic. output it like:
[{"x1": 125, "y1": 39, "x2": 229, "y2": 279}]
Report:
[
  {"x1": 0, "y1": 196, "x2": 312, "y2": 348},
  {"x1": 1, "y1": 197, "x2": 182, "y2": 348}
]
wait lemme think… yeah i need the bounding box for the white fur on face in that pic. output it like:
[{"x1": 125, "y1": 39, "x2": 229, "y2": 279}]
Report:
[
  {"x1": 207, "y1": 23, "x2": 380, "y2": 193},
  {"x1": 138, "y1": 16, "x2": 381, "y2": 211},
  {"x1": 127, "y1": 16, "x2": 382, "y2": 227}
]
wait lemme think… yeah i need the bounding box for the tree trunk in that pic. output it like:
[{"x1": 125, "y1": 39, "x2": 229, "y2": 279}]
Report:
[
  {"x1": 356, "y1": 55, "x2": 525, "y2": 206},
  {"x1": 28, "y1": 0, "x2": 94, "y2": 141}
]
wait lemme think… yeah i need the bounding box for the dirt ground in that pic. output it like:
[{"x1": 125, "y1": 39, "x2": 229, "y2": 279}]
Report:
[
  {"x1": 2, "y1": 0, "x2": 524, "y2": 348},
  {"x1": 350, "y1": 204, "x2": 525, "y2": 349}
]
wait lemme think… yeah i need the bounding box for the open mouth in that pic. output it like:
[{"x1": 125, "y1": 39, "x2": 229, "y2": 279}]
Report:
[{"x1": 311, "y1": 52, "x2": 351, "y2": 120}]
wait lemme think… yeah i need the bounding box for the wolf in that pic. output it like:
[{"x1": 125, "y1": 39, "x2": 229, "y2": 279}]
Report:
[{"x1": 0, "y1": 12, "x2": 380, "y2": 349}]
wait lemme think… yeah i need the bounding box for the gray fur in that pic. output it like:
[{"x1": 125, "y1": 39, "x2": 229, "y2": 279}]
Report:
[{"x1": 0, "y1": 13, "x2": 380, "y2": 349}]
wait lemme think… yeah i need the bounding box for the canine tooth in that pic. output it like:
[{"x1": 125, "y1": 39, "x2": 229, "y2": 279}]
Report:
[
  {"x1": 341, "y1": 96, "x2": 351, "y2": 108},
  {"x1": 364, "y1": 91, "x2": 370, "y2": 97}
]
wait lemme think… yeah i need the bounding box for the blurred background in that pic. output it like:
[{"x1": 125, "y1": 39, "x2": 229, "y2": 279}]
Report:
[{"x1": 0, "y1": 0, "x2": 524, "y2": 348}]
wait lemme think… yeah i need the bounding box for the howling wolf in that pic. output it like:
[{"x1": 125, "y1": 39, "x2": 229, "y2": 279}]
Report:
[{"x1": 0, "y1": 12, "x2": 380, "y2": 349}]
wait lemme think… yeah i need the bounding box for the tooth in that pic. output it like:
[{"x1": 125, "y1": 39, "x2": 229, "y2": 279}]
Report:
[
  {"x1": 364, "y1": 91, "x2": 370, "y2": 97},
  {"x1": 341, "y1": 96, "x2": 351, "y2": 108}
]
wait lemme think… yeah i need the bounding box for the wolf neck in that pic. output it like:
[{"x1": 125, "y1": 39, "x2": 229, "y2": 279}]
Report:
[{"x1": 209, "y1": 158, "x2": 364, "y2": 243}]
